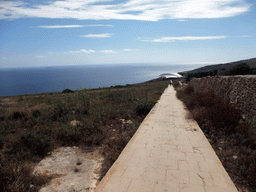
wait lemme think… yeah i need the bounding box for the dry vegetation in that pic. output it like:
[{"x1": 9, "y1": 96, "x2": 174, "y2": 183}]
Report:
[
  {"x1": 175, "y1": 83, "x2": 256, "y2": 192},
  {"x1": 0, "y1": 81, "x2": 168, "y2": 192}
]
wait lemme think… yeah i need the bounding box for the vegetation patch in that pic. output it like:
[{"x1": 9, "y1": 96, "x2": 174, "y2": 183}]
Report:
[
  {"x1": 225, "y1": 63, "x2": 256, "y2": 76},
  {"x1": 136, "y1": 102, "x2": 155, "y2": 117},
  {"x1": 0, "y1": 80, "x2": 168, "y2": 191},
  {"x1": 184, "y1": 62, "x2": 256, "y2": 82},
  {"x1": 175, "y1": 84, "x2": 256, "y2": 191},
  {"x1": 62, "y1": 89, "x2": 74, "y2": 94},
  {"x1": 185, "y1": 69, "x2": 218, "y2": 82}
]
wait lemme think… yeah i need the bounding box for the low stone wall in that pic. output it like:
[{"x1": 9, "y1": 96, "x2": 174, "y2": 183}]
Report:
[{"x1": 189, "y1": 75, "x2": 256, "y2": 124}]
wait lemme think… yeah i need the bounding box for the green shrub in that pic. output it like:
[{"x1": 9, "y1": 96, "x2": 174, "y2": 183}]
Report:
[
  {"x1": 226, "y1": 63, "x2": 256, "y2": 76},
  {"x1": 32, "y1": 110, "x2": 41, "y2": 118},
  {"x1": 0, "y1": 159, "x2": 53, "y2": 192},
  {"x1": 185, "y1": 69, "x2": 218, "y2": 82},
  {"x1": 14, "y1": 131, "x2": 52, "y2": 157},
  {"x1": 206, "y1": 99, "x2": 240, "y2": 132},
  {"x1": 10, "y1": 111, "x2": 27, "y2": 120},
  {"x1": 0, "y1": 136, "x2": 3, "y2": 149},
  {"x1": 62, "y1": 89, "x2": 74, "y2": 93},
  {"x1": 183, "y1": 84, "x2": 194, "y2": 95},
  {"x1": 56, "y1": 125, "x2": 83, "y2": 145},
  {"x1": 173, "y1": 81, "x2": 181, "y2": 89},
  {"x1": 50, "y1": 108, "x2": 68, "y2": 122},
  {"x1": 136, "y1": 102, "x2": 155, "y2": 116}
]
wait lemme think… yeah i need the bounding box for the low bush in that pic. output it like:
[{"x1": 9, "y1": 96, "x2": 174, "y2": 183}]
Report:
[
  {"x1": 10, "y1": 111, "x2": 27, "y2": 120},
  {"x1": 226, "y1": 63, "x2": 256, "y2": 76},
  {"x1": 183, "y1": 84, "x2": 194, "y2": 95},
  {"x1": 56, "y1": 124, "x2": 84, "y2": 146},
  {"x1": 0, "y1": 159, "x2": 53, "y2": 192},
  {"x1": 172, "y1": 81, "x2": 181, "y2": 89},
  {"x1": 32, "y1": 110, "x2": 41, "y2": 118},
  {"x1": 136, "y1": 102, "x2": 155, "y2": 117},
  {"x1": 62, "y1": 89, "x2": 74, "y2": 93},
  {"x1": 15, "y1": 131, "x2": 52, "y2": 157},
  {"x1": 185, "y1": 69, "x2": 218, "y2": 82},
  {"x1": 206, "y1": 100, "x2": 240, "y2": 132}
]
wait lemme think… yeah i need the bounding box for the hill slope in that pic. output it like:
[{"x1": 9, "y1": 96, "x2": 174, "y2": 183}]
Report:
[{"x1": 179, "y1": 58, "x2": 256, "y2": 75}]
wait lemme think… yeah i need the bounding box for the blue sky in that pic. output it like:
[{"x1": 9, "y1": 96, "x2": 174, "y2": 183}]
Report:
[{"x1": 0, "y1": 0, "x2": 255, "y2": 68}]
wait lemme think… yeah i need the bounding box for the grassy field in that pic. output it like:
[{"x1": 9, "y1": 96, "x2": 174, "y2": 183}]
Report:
[
  {"x1": 0, "y1": 80, "x2": 169, "y2": 192},
  {"x1": 174, "y1": 82, "x2": 256, "y2": 192}
]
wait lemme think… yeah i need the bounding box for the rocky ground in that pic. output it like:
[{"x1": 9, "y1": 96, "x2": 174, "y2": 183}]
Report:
[{"x1": 33, "y1": 146, "x2": 103, "y2": 192}]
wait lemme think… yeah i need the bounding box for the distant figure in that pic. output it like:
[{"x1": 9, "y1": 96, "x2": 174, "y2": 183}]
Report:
[{"x1": 170, "y1": 80, "x2": 173, "y2": 86}]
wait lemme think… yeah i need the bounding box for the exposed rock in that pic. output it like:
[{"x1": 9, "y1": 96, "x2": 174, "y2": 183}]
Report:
[
  {"x1": 70, "y1": 120, "x2": 82, "y2": 127},
  {"x1": 34, "y1": 147, "x2": 103, "y2": 192},
  {"x1": 120, "y1": 119, "x2": 133, "y2": 124}
]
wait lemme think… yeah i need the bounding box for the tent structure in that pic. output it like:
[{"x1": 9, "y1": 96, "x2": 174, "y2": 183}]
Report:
[{"x1": 159, "y1": 73, "x2": 182, "y2": 78}]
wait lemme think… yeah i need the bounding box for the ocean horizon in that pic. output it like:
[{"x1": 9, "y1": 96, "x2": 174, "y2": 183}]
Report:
[{"x1": 0, "y1": 63, "x2": 205, "y2": 97}]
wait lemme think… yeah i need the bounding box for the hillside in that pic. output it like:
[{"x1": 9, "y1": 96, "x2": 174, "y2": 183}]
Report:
[{"x1": 179, "y1": 58, "x2": 256, "y2": 76}]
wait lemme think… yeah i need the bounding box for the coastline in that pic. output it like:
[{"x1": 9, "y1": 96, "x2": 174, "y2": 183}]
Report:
[{"x1": 0, "y1": 77, "x2": 176, "y2": 98}]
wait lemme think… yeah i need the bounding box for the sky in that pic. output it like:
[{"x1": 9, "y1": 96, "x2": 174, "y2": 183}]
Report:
[{"x1": 0, "y1": 0, "x2": 255, "y2": 68}]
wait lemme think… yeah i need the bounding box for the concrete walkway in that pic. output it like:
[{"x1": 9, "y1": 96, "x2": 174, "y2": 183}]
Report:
[{"x1": 95, "y1": 85, "x2": 238, "y2": 192}]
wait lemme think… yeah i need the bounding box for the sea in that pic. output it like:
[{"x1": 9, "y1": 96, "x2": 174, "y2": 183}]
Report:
[{"x1": 0, "y1": 63, "x2": 205, "y2": 97}]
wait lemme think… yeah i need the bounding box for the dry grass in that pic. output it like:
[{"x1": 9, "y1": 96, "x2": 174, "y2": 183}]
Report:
[
  {"x1": 0, "y1": 80, "x2": 168, "y2": 191},
  {"x1": 176, "y1": 84, "x2": 256, "y2": 191}
]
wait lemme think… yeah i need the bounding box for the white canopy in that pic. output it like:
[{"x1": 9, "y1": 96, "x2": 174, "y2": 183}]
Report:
[{"x1": 159, "y1": 73, "x2": 182, "y2": 78}]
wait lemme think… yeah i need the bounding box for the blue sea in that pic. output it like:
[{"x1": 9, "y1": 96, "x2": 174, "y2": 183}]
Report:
[{"x1": 0, "y1": 64, "x2": 204, "y2": 97}]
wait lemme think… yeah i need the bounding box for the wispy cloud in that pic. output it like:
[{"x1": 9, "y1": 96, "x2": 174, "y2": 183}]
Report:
[
  {"x1": 85, "y1": 24, "x2": 113, "y2": 27},
  {"x1": 65, "y1": 49, "x2": 116, "y2": 54},
  {"x1": 38, "y1": 24, "x2": 113, "y2": 28},
  {"x1": 65, "y1": 49, "x2": 96, "y2": 54},
  {"x1": 38, "y1": 25, "x2": 84, "y2": 28},
  {"x1": 36, "y1": 55, "x2": 46, "y2": 58},
  {"x1": 143, "y1": 35, "x2": 227, "y2": 42},
  {"x1": 124, "y1": 49, "x2": 132, "y2": 52},
  {"x1": 0, "y1": 0, "x2": 251, "y2": 21},
  {"x1": 80, "y1": 33, "x2": 113, "y2": 38},
  {"x1": 101, "y1": 50, "x2": 117, "y2": 54},
  {"x1": 238, "y1": 35, "x2": 252, "y2": 38}
]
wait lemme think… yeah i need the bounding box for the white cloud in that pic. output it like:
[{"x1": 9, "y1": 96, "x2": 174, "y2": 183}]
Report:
[
  {"x1": 80, "y1": 33, "x2": 113, "y2": 38},
  {"x1": 85, "y1": 24, "x2": 113, "y2": 27},
  {"x1": 66, "y1": 49, "x2": 117, "y2": 54},
  {"x1": 80, "y1": 49, "x2": 96, "y2": 53},
  {"x1": 38, "y1": 24, "x2": 113, "y2": 28},
  {"x1": 39, "y1": 25, "x2": 84, "y2": 28},
  {"x1": 66, "y1": 49, "x2": 96, "y2": 54},
  {"x1": 101, "y1": 50, "x2": 117, "y2": 54},
  {"x1": 143, "y1": 35, "x2": 227, "y2": 42},
  {"x1": 0, "y1": 0, "x2": 251, "y2": 21}
]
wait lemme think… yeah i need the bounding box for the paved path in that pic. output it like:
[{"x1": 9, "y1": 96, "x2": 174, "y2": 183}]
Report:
[{"x1": 95, "y1": 85, "x2": 238, "y2": 192}]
